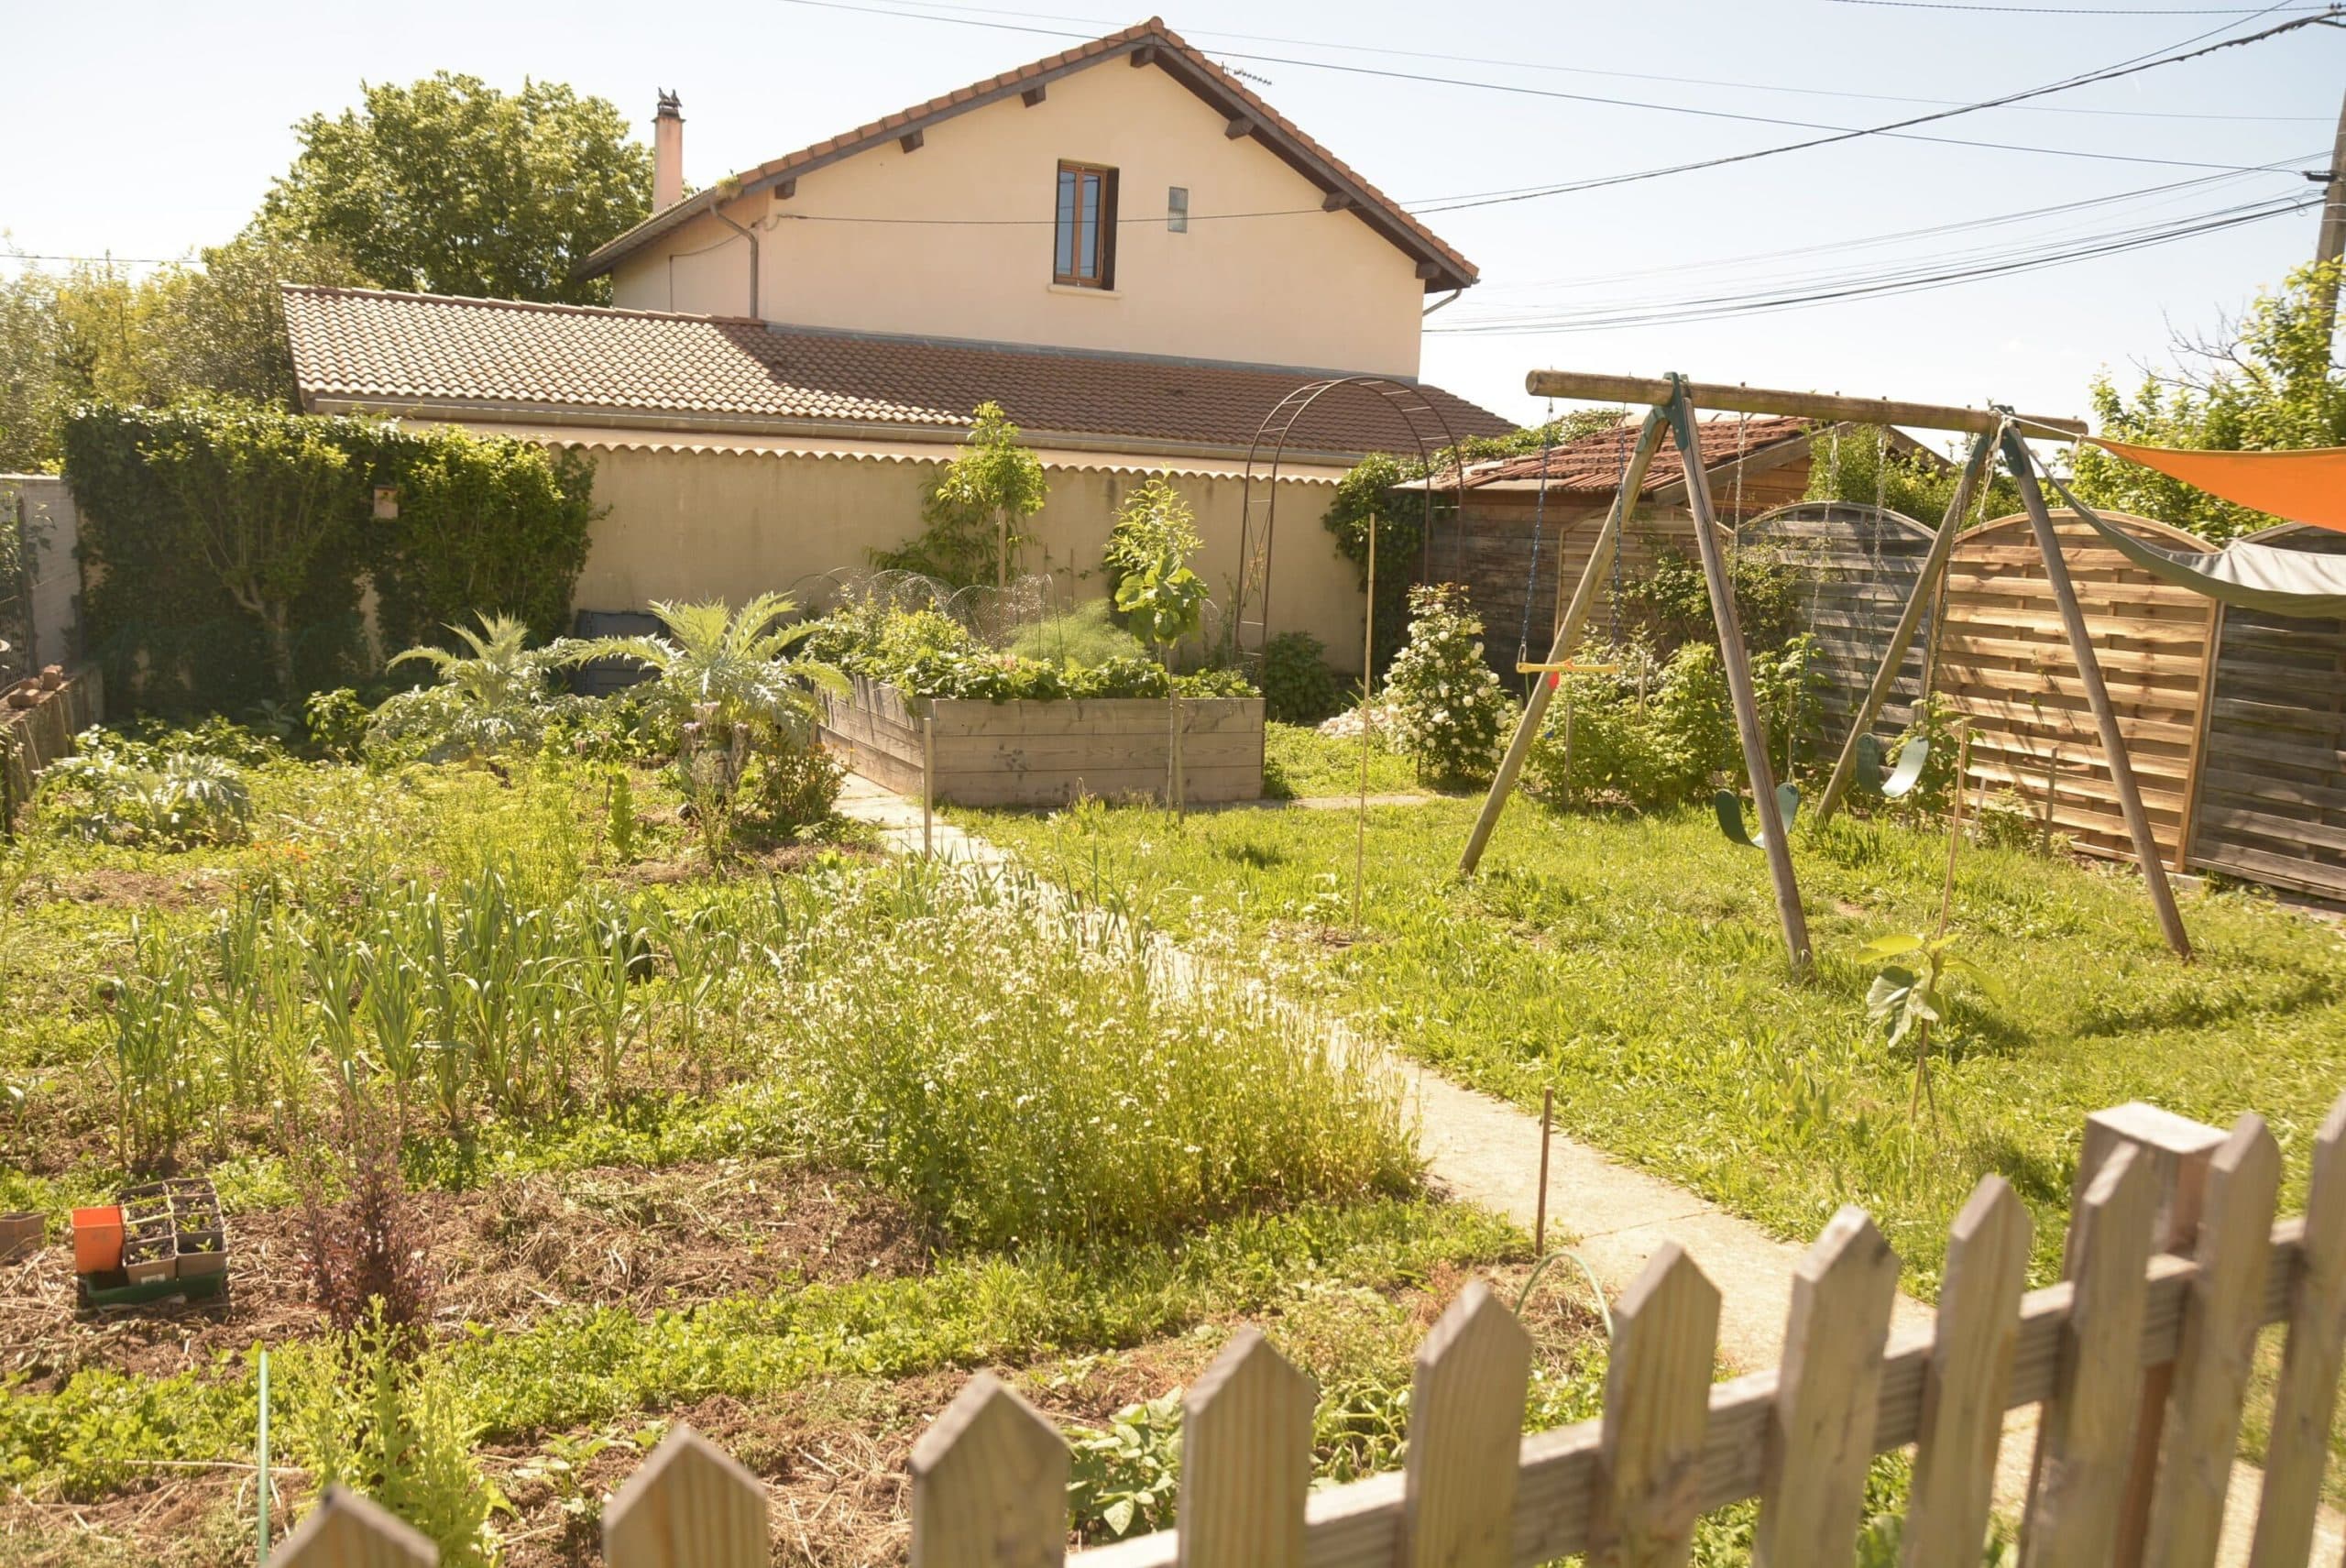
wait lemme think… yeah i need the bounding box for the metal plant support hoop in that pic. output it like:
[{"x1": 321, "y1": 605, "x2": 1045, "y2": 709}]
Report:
[{"x1": 1233, "y1": 377, "x2": 1470, "y2": 664}]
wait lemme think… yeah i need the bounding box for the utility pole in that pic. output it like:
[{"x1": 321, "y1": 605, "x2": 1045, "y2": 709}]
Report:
[{"x1": 2309, "y1": 82, "x2": 2346, "y2": 356}]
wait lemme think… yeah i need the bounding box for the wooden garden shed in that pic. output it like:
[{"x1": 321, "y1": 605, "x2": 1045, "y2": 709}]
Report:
[
  {"x1": 1430, "y1": 415, "x2": 1820, "y2": 668},
  {"x1": 2185, "y1": 521, "x2": 2346, "y2": 900},
  {"x1": 1934, "y1": 508, "x2": 2216, "y2": 867},
  {"x1": 1735, "y1": 500, "x2": 1936, "y2": 759}
]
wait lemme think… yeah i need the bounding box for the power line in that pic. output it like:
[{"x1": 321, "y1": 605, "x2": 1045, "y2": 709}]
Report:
[
  {"x1": 842, "y1": 0, "x2": 2330, "y2": 121},
  {"x1": 1825, "y1": 0, "x2": 2328, "y2": 12},
  {"x1": 0, "y1": 253, "x2": 180, "y2": 267},
  {"x1": 1430, "y1": 194, "x2": 2318, "y2": 334},
  {"x1": 1468, "y1": 163, "x2": 2300, "y2": 295},
  {"x1": 778, "y1": 0, "x2": 2339, "y2": 203}
]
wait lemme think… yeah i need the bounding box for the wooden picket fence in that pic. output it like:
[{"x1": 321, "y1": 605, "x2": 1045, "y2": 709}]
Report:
[{"x1": 272, "y1": 1095, "x2": 2346, "y2": 1567}]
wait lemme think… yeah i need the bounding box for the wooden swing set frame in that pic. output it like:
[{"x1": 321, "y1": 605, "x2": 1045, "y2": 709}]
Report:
[{"x1": 1456, "y1": 370, "x2": 2192, "y2": 972}]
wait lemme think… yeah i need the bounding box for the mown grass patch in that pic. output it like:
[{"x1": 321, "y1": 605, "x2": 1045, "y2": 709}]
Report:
[{"x1": 960, "y1": 795, "x2": 2346, "y2": 1297}]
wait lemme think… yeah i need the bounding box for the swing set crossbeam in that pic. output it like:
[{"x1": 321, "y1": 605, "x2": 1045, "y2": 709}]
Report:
[{"x1": 1521, "y1": 370, "x2": 2087, "y2": 438}]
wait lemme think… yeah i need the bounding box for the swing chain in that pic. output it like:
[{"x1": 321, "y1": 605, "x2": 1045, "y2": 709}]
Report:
[{"x1": 1518, "y1": 399, "x2": 1558, "y2": 695}]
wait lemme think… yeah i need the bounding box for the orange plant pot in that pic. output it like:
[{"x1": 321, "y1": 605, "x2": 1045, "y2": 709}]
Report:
[{"x1": 71, "y1": 1206, "x2": 123, "y2": 1273}]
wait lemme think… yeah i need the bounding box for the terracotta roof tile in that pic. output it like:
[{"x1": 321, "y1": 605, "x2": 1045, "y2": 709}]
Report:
[
  {"x1": 282, "y1": 283, "x2": 1513, "y2": 457},
  {"x1": 577, "y1": 17, "x2": 1475, "y2": 291},
  {"x1": 1438, "y1": 415, "x2": 1814, "y2": 494}
]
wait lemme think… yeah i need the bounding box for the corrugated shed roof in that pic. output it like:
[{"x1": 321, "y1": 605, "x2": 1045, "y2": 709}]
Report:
[
  {"x1": 576, "y1": 17, "x2": 1476, "y2": 291},
  {"x1": 282, "y1": 284, "x2": 1514, "y2": 457}
]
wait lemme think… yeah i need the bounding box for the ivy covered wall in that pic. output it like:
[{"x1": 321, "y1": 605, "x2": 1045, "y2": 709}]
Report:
[{"x1": 63, "y1": 403, "x2": 597, "y2": 714}]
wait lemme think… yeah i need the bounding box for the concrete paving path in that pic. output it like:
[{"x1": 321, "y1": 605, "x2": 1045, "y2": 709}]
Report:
[{"x1": 837, "y1": 774, "x2": 2340, "y2": 1564}]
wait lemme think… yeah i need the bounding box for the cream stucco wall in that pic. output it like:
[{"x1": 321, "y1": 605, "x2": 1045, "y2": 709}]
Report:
[
  {"x1": 610, "y1": 60, "x2": 1426, "y2": 378},
  {"x1": 552, "y1": 440, "x2": 1366, "y2": 662}
]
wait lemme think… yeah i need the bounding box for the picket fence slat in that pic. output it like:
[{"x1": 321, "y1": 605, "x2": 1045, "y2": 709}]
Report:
[
  {"x1": 910, "y1": 1373, "x2": 1069, "y2": 1568},
  {"x1": 2147, "y1": 1114, "x2": 2281, "y2": 1568},
  {"x1": 270, "y1": 1486, "x2": 438, "y2": 1568},
  {"x1": 1178, "y1": 1328, "x2": 1312, "y2": 1568},
  {"x1": 1402, "y1": 1280, "x2": 1533, "y2": 1568},
  {"x1": 270, "y1": 1094, "x2": 2346, "y2": 1568},
  {"x1": 2248, "y1": 1096, "x2": 2346, "y2": 1568},
  {"x1": 1754, "y1": 1207, "x2": 1900, "y2": 1568},
  {"x1": 1902, "y1": 1176, "x2": 2031, "y2": 1568},
  {"x1": 2023, "y1": 1143, "x2": 2158, "y2": 1567},
  {"x1": 1588, "y1": 1243, "x2": 1720, "y2": 1568},
  {"x1": 602, "y1": 1423, "x2": 768, "y2": 1568}
]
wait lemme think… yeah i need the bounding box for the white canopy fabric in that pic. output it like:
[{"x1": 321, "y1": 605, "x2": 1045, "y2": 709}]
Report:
[{"x1": 2044, "y1": 471, "x2": 2346, "y2": 620}]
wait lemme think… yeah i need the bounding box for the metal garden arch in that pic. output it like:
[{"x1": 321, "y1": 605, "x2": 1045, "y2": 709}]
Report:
[{"x1": 1232, "y1": 376, "x2": 1471, "y2": 663}]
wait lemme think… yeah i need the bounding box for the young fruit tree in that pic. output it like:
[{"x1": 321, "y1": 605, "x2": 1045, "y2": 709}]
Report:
[
  {"x1": 1104, "y1": 477, "x2": 1210, "y2": 806},
  {"x1": 934, "y1": 401, "x2": 1049, "y2": 590}
]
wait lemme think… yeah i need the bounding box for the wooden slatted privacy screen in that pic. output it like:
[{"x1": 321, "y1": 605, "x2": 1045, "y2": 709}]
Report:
[
  {"x1": 272, "y1": 1095, "x2": 2346, "y2": 1568},
  {"x1": 1737, "y1": 501, "x2": 1936, "y2": 759},
  {"x1": 1935, "y1": 510, "x2": 2217, "y2": 865},
  {"x1": 2187, "y1": 524, "x2": 2346, "y2": 904}
]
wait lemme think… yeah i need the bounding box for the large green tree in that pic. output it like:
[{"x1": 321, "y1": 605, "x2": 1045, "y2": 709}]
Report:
[
  {"x1": 2073, "y1": 260, "x2": 2346, "y2": 543},
  {"x1": 258, "y1": 73, "x2": 651, "y2": 304}
]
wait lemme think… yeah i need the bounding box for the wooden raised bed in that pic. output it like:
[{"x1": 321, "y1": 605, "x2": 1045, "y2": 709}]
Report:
[
  {"x1": 2, "y1": 663, "x2": 104, "y2": 831},
  {"x1": 819, "y1": 674, "x2": 1265, "y2": 807}
]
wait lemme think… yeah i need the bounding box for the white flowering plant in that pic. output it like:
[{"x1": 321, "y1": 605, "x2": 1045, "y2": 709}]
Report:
[{"x1": 1383, "y1": 583, "x2": 1512, "y2": 783}]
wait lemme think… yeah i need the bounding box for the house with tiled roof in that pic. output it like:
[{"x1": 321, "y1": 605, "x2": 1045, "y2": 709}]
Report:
[{"x1": 283, "y1": 17, "x2": 1512, "y2": 657}]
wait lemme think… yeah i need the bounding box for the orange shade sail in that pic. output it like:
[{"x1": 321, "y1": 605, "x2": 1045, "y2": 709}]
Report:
[{"x1": 2090, "y1": 438, "x2": 2346, "y2": 534}]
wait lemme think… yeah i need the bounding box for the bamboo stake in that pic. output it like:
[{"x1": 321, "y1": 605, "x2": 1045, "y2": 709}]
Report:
[
  {"x1": 1999, "y1": 430, "x2": 2191, "y2": 959},
  {"x1": 1812, "y1": 427, "x2": 1999, "y2": 829},
  {"x1": 1536, "y1": 1088, "x2": 1554, "y2": 1257},
  {"x1": 1665, "y1": 378, "x2": 1812, "y2": 974},
  {"x1": 1355, "y1": 513, "x2": 1376, "y2": 936},
  {"x1": 921, "y1": 712, "x2": 936, "y2": 860},
  {"x1": 1459, "y1": 411, "x2": 1666, "y2": 876}
]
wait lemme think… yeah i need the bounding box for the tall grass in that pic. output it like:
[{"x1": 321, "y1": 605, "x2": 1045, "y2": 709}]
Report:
[{"x1": 764, "y1": 861, "x2": 1417, "y2": 1247}]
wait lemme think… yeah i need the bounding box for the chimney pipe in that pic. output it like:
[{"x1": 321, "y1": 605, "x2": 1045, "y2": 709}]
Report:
[{"x1": 652, "y1": 91, "x2": 685, "y2": 211}]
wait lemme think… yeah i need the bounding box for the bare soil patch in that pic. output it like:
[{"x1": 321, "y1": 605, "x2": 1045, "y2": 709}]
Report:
[{"x1": 0, "y1": 1160, "x2": 922, "y2": 1392}]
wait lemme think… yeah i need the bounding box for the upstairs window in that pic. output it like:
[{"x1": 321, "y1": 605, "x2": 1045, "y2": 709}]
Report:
[
  {"x1": 1055, "y1": 161, "x2": 1118, "y2": 288},
  {"x1": 1167, "y1": 186, "x2": 1189, "y2": 234}
]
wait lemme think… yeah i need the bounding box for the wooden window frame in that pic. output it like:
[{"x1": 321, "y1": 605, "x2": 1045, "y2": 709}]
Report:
[{"x1": 1054, "y1": 160, "x2": 1118, "y2": 289}]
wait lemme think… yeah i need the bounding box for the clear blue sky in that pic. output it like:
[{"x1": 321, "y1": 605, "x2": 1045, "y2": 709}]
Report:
[{"x1": 5, "y1": 0, "x2": 2340, "y2": 436}]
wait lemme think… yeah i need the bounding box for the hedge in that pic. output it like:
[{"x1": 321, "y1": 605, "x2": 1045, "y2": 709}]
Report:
[{"x1": 64, "y1": 403, "x2": 597, "y2": 714}]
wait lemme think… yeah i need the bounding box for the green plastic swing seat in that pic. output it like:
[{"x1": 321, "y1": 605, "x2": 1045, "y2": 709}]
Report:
[
  {"x1": 1715, "y1": 783, "x2": 1803, "y2": 849},
  {"x1": 1854, "y1": 733, "x2": 1931, "y2": 799}
]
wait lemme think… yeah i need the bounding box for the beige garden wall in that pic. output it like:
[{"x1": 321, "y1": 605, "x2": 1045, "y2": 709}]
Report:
[
  {"x1": 610, "y1": 59, "x2": 1427, "y2": 378},
  {"x1": 551, "y1": 440, "x2": 1366, "y2": 663}
]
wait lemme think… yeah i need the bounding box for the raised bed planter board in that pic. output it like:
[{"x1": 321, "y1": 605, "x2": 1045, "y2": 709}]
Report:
[{"x1": 820, "y1": 675, "x2": 1266, "y2": 807}]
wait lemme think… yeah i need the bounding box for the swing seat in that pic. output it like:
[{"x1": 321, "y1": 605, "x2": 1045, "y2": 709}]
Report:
[
  {"x1": 1715, "y1": 783, "x2": 1803, "y2": 849},
  {"x1": 1855, "y1": 734, "x2": 1931, "y2": 799}
]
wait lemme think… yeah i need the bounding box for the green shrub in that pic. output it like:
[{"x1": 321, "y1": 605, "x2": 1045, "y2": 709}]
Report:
[
  {"x1": 806, "y1": 599, "x2": 1257, "y2": 703},
  {"x1": 1068, "y1": 1390, "x2": 1182, "y2": 1541},
  {"x1": 1523, "y1": 636, "x2": 1818, "y2": 811},
  {"x1": 1384, "y1": 584, "x2": 1511, "y2": 784},
  {"x1": 743, "y1": 738, "x2": 848, "y2": 838},
  {"x1": 367, "y1": 613, "x2": 586, "y2": 764},
  {"x1": 1260, "y1": 631, "x2": 1342, "y2": 724},
  {"x1": 36, "y1": 734, "x2": 254, "y2": 848},
  {"x1": 304, "y1": 686, "x2": 373, "y2": 760},
  {"x1": 1616, "y1": 539, "x2": 1805, "y2": 655},
  {"x1": 1522, "y1": 644, "x2": 1685, "y2": 810},
  {"x1": 62, "y1": 401, "x2": 596, "y2": 714},
  {"x1": 1007, "y1": 599, "x2": 1147, "y2": 667},
  {"x1": 282, "y1": 1310, "x2": 501, "y2": 1568}
]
